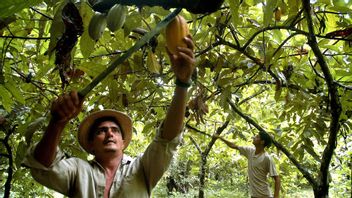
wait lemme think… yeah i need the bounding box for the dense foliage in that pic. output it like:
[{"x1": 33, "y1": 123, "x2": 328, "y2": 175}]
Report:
[{"x1": 1, "y1": 0, "x2": 351, "y2": 197}]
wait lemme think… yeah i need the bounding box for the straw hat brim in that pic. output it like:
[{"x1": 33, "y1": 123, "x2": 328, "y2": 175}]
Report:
[{"x1": 78, "y1": 109, "x2": 132, "y2": 154}]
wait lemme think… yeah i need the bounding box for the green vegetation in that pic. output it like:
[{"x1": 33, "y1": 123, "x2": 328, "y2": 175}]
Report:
[{"x1": 0, "y1": 0, "x2": 351, "y2": 197}]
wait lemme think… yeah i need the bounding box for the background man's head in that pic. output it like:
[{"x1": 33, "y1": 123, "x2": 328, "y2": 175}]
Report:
[{"x1": 259, "y1": 131, "x2": 272, "y2": 148}]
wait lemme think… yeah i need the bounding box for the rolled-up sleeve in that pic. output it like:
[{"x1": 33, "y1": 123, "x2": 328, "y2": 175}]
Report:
[
  {"x1": 140, "y1": 124, "x2": 182, "y2": 191},
  {"x1": 22, "y1": 144, "x2": 78, "y2": 196}
]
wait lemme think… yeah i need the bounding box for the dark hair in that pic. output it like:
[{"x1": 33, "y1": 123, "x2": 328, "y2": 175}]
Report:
[
  {"x1": 88, "y1": 116, "x2": 123, "y2": 142},
  {"x1": 259, "y1": 131, "x2": 272, "y2": 148}
]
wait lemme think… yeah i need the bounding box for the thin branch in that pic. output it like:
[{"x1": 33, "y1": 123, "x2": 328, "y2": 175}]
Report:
[
  {"x1": 196, "y1": 40, "x2": 222, "y2": 57},
  {"x1": 238, "y1": 88, "x2": 268, "y2": 106},
  {"x1": 217, "y1": 36, "x2": 263, "y2": 66},
  {"x1": 204, "y1": 121, "x2": 229, "y2": 156},
  {"x1": 0, "y1": 153, "x2": 10, "y2": 158},
  {"x1": 10, "y1": 67, "x2": 56, "y2": 99},
  {"x1": 30, "y1": 7, "x2": 53, "y2": 20},
  {"x1": 0, "y1": 35, "x2": 50, "y2": 40},
  {"x1": 189, "y1": 135, "x2": 202, "y2": 154},
  {"x1": 272, "y1": 33, "x2": 300, "y2": 58},
  {"x1": 186, "y1": 123, "x2": 212, "y2": 137}
]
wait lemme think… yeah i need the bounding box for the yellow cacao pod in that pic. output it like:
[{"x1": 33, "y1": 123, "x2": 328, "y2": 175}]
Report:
[{"x1": 165, "y1": 15, "x2": 189, "y2": 54}]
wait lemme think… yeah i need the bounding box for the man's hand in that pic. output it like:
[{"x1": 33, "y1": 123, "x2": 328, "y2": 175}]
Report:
[
  {"x1": 214, "y1": 135, "x2": 239, "y2": 150},
  {"x1": 51, "y1": 91, "x2": 83, "y2": 123},
  {"x1": 213, "y1": 134, "x2": 225, "y2": 141},
  {"x1": 167, "y1": 35, "x2": 195, "y2": 83}
]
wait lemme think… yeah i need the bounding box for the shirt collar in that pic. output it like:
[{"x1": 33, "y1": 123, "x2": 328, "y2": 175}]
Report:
[{"x1": 90, "y1": 153, "x2": 132, "y2": 168}]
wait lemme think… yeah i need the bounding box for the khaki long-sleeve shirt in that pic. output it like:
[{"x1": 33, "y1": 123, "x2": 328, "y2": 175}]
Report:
[{"x1": 23, "y1": 129, "x2": 182, "y2": 198}]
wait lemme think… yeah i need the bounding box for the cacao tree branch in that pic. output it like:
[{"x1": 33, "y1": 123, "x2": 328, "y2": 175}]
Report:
[
  {"x1": 0, "y1": 35, "x2": 50, "y2": 40},
  {"x1": 187, "y1": 121, "x2": 229, "y2": 198},
  {"x1": 188, "y1": 135, "x2": 202, "y2": 154},
  {"x1": 30, "y1": 7, "x2": 53, "y2": 20},
  {"x1": 10, "y1": 67, "x2": 56, "y2": 99},
  {"x1": 237, "y1": 25, "x2": 352, "y2": 52},
  {"x1": 307, "y1": 30, "x2": 352, "y2": 91},
  {"x1": 196, "y1": 40, "x2": 222, "y2": 57},
  {"x1": 271, "y1": 33, "x2": 300, "y2": 58},
  {"x1": 186, "y1": 123, "x2": 212, "y2": 138},
  {"x1": 203, "y1": 121, "x2": 229, "y2": 156},
  {"x1": 217, "y1": 36, "x2": 263, "y2": 66},
  {"x1": 227, "y1": 98, "x2": 318, "y2": 187},
  {"x1": 1, "y1": 125, "x2": 16, "y2": 198},
  {"x1": 0, "y1": 153, "x2": 10, "y2": 158},
  {"x1": 302, "y1": 0, "x2": 342, "y2": 193},
  {"x1": 237, "y1": 88, "x2": 268, "y2": 106}
]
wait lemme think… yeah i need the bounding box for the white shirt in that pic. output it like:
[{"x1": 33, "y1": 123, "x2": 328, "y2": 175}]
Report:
[
  {"x1": 22, "y1": 128, "x2": 182, "y2": 198},
  {"x1": 238, "y1": 146, "x2": 278, "y2": 197}
]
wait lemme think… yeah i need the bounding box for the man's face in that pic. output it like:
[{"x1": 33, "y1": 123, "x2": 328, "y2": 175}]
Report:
[
  {"x1": 89, "y1": 120, "x2": 125, "y2": 156},
  {"x1": 252, "y1": 134, "x2": 263, "y2": 146}
]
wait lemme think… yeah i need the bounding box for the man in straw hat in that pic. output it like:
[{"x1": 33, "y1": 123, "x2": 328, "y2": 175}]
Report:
[{"x1": 23, "y1": 36, "x2": 195, "y2": 197}]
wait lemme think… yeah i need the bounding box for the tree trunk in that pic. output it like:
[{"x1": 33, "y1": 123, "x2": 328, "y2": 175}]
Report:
[
  {"x1": 313, "y1": 185, "x2": 329, "y2": 198},
  {"x1": 198, "y1": 155, "x2": 207, "y2": 198}
]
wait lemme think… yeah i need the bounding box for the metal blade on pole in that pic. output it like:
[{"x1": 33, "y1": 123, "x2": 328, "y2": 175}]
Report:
[{"x1": 78, "y1": 8, "x2": 182, "y2": 98}]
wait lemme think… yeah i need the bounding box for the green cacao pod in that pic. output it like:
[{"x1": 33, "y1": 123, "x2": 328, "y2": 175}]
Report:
[
  {"x1": 88, "y1": 12, "x2": 107, "y2": 41},
  {"x1": 165, "y1": 15, "x2": 189, "y2": 54},
  {"x1": 106, "y1": 4, "x2": 127, "y2": 32}
]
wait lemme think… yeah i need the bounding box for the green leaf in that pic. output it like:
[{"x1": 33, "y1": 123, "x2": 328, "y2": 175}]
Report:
[
  {"x1": 25, "y1": 117, "x2": 46, "y2": 145},
  {"x1": 47, "y1": 1, "x2": 66, "y2": 57},
  {"x1": 228, "y1": 0, "x2": 241, "y2": 27},
  {"x1": 0, "y1": 85, "x2": 13, "y2": 112},
  {"x1": 4, "y1": 79, "x2": 25, "y2": 104},
  {"x1": 0, "y1": 0, "x2": 43, "y2": 18},
  {"x1": 15, "y1": 141, "x2": 28, "y2": 168},
  {"x1": 146, "y1": 51, "x2": 161, "y2": 74},
  {"x1": 123, "y1": 11, "x2": 142, "y2": 37},
  {"x1": 141, "y1": 121, "x2": 155, "y2": 135},
  {"x1": 263, "y1": 0, "x2": 278, "y2": 27},
  {"x1": 79, "y1": 2, "x2": 95, "y2": 58}
]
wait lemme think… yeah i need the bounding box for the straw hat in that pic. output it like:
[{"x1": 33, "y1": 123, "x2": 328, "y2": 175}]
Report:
[{"x1": 78, "y1": 109, "x2": 132, "y2": 154}]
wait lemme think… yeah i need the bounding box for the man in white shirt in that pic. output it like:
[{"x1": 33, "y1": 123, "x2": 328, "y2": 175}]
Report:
[{"x1": 215, "y1": 132, "x2": 280, "y2": 198}]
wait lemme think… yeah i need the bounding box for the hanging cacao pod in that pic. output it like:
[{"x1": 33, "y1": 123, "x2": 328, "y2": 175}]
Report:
[
  {"x1": 106, "y1": 4, "x2": 127, "y2": 32},
  {"x1": 274, "y1": 7, "x2": 282, "y2": 22},
  {"x1": 88, "y1": 12, "x2": 107, "y2": 41},
  {"x1": 165, "y1": 15, "x2": 189, "y2": 54}
]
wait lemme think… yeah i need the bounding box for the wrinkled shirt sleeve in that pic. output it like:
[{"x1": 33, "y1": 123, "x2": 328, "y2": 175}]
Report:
[
  {"x1": 140, "y1": 123, "x2": 182, "y2": 191},
  {"x1": 22, "y1": 144, "x2": 78, "y2": 197},
  {"x1": 268, "y1": 155, "x2": 279, "y2": 177},
  {"x1": 237, "y1": 146, "x2": 253, "y2": 158}
]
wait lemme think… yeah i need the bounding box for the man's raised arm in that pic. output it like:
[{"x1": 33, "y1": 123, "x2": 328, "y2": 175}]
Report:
[
  {"x1": 34, "y1": 91, "x2": 83, "y2": 167},
  {"x1": 162, "y1": 36, "x2": 195, "y2": 141},
  {"x1": 214, "y1": 134, "x2": 239, "y2": 150}
]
